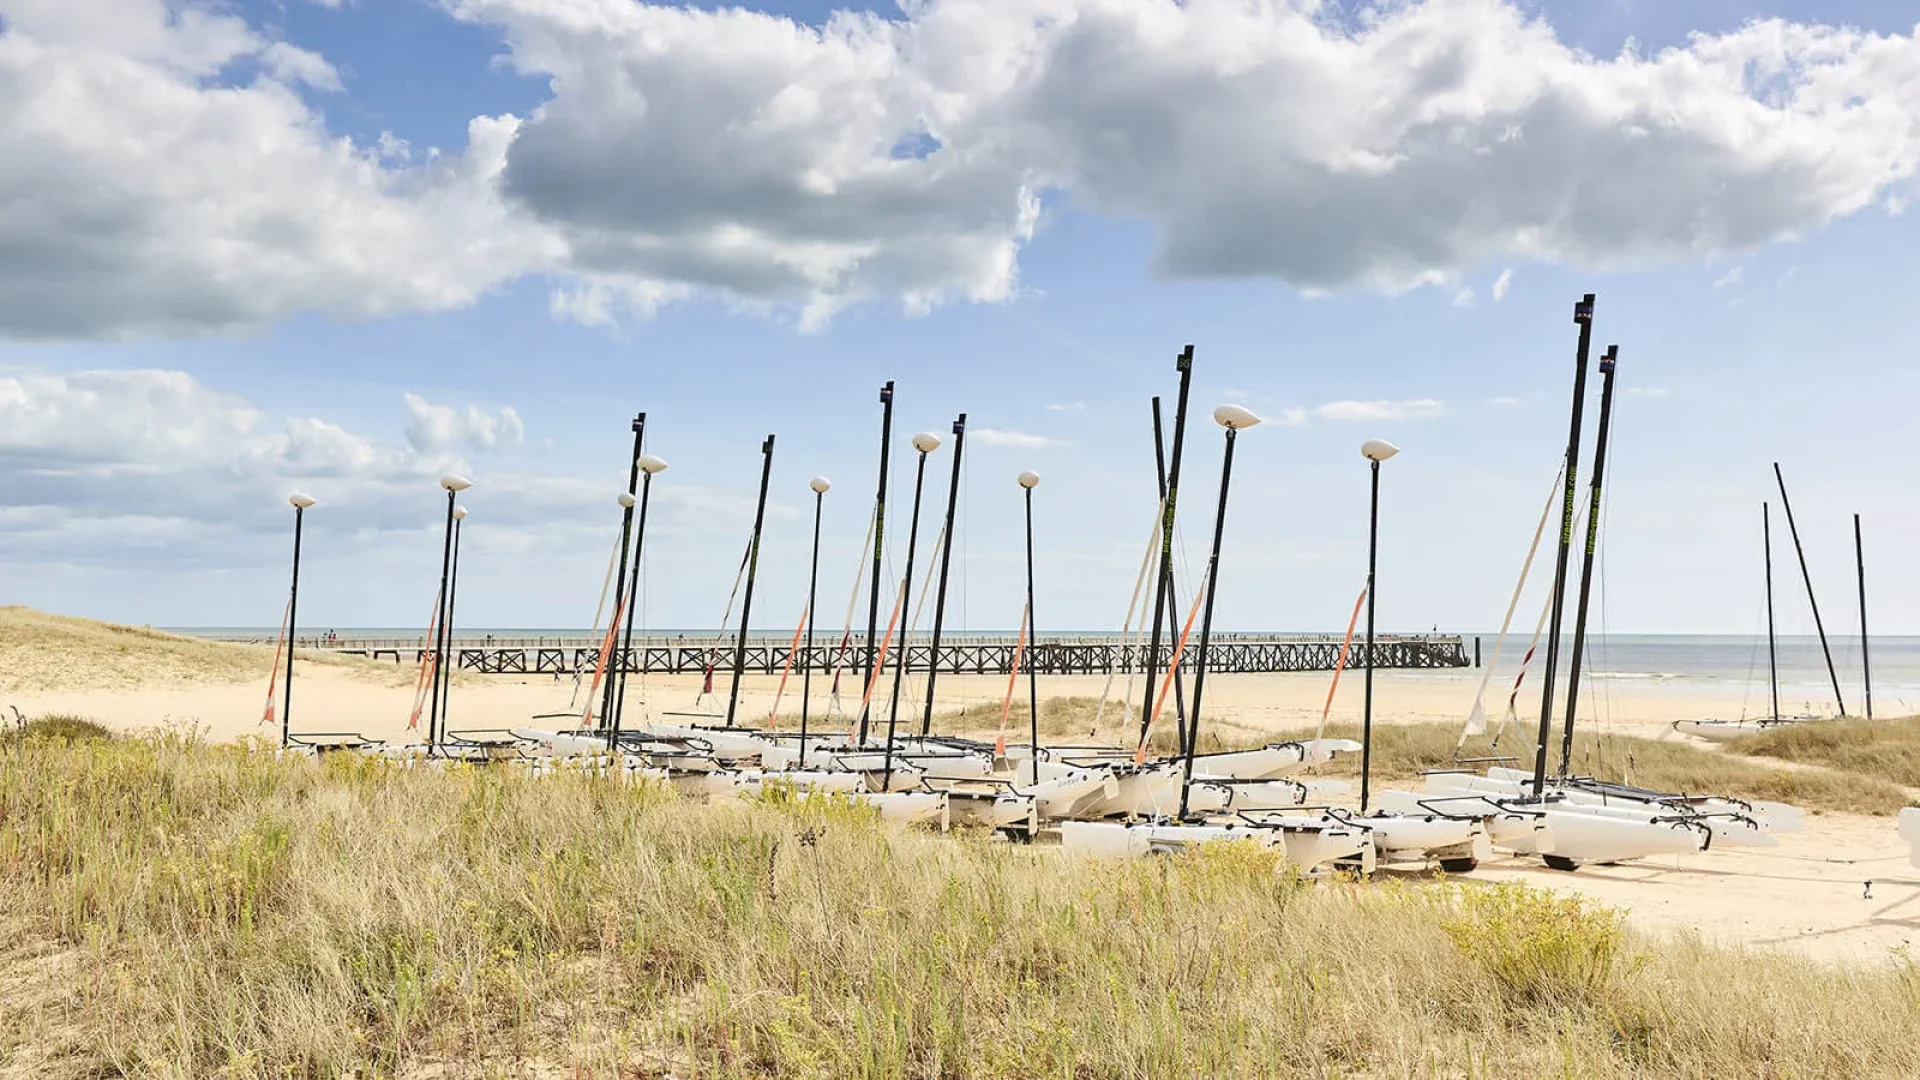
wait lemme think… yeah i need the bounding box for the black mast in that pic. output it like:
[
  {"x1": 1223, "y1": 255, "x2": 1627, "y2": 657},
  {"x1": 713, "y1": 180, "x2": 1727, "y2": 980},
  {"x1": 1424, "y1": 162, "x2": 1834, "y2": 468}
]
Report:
[
  {"x1": 1773, "y1": 463, "x2": 1846, "y2": 717},
  {"x1": 281, "y1": 496, "x2": 310, "y2": 748},
  {"x1": 1856, "y1": 513, "x2": 1872, "y2": 721},
  {"x1": 799, "y1": 478, "x2": 829, "y2": 766},
  {"x1": 440, "y1": 510, "x2": 465, "y2": 731},
  {"x1": 1140, "y1": 347, "x2": 1194, "y2": 748},
  {"x1": 1358, "y1": 443, "x2": 1397, "y2": 813},
  {"x1": 427, "y1": 480, "x2": 462, "y2": 754},
  {"x1": 1020, "y1": 472, "x2": 1041, "y2": 785},
  {"x1": 1765, "y1": 503, "x2": 1779, "y2": 723},
  {"x1": 858, "y1": 383, "x2": 895, "y2": 743},
  {"x1": 1178, "y1": 408, "x2": 1252, "y2": 819},
  {"x1": 601, "y1": 414, "x2": 647, "y2": 729},
  {"x1": 610, "y1": 458, "x2": 662, "y2": 747},
  {"x1": 1556, "y1": 346, "x2": 1619, "y2": 778},
  {"x1": 724, "y1": 436, "x2": 776, "y2": 728},
  {"x1": 1530, "y1": 293, "x2": 1597, "y2": 796},
  {"x1": 919, "y1": 414, "x2": 967, "y2": 736},
  {"x1": 881, "y1": 436, "x2": 936, "y2": 791},
  {"x1": 1150, "y1": 397, "x2": 1190, "y2": 750}
]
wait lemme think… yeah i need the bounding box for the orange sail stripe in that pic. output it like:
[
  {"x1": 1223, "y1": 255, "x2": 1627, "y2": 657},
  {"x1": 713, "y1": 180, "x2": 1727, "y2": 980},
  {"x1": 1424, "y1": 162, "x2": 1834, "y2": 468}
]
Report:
[
  {"x1": 767, "y1": 603, "x2": 810, "y2": 724},
  {"x1": 996, "y1": 603, "x2": 1030, "y2": 757},
  {"x1": 1137, "y1": 582, "x2": 1207, "y2": 764},
  {"x1": 407, "y1": 586, "x2": 443, "y2": 730},
  {"x1": 578, "y1": 590, "x2": 632, "y2": 727},
  {"x1": 1319, "y1": 585, "x2": 1369, "y2": 722},
  {"x1": 261, "y1": 595, "x2": 293, "y2": 727},
  {"x1": 850, "y1": 582, "x2": 907, "y2": 739}
]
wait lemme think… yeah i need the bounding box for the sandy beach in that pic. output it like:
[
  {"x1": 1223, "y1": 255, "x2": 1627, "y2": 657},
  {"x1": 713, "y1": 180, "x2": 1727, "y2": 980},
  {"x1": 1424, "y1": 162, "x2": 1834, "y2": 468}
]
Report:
[
  {"x1": 8, "y1": 611, "x2": 1916, "y2": 967},
  {"x1": 9, "y1": 661, "x2": 1751, "y2": 746}
]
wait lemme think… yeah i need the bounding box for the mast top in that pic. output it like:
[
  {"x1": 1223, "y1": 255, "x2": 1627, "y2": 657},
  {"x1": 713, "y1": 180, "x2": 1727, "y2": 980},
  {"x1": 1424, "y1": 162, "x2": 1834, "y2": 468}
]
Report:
[
  {"x1": 879, "y1": 382, "x2": 894, "y2": 403},
  {"x1": 439, "y1": 474, "x2": 472, "y2": 493},
  {"x1": 638, "y1": 454, "x2": 669, "y2": 475},
  {"x1": 287, "y1": 491, "x2": 316, "y2": 509},
  {"x1": 810, "y1": 476, "x2": 832, "y2": 494},
  {"x1": 1018, "y1": 470, "x2": 1040, "y2": 489},
  {"x1": 1360, "y1": 439, "x2": 1400, "y2": 463},
  {"x1": 1212, "y1": 404, "x2": 1261, "y2": 430},
  {"x1": 911, "y1": 431, "x2": 942, "y2": 453},
  {"x1": 617, "y1": 492, "x2": 637, "y2": 509},
  {"x1": 630, "y1": 412, "x2": 646, "y2": 433},
  {"x1": 1599, "y1": 345, "x2": 1618, "y2": 373},
  {"x1": 453, "y1": 506, "x2": 468, "y2": 522},
  {"x1": 1574, "y1": 294, "x2": 1595, "y2": 323}
]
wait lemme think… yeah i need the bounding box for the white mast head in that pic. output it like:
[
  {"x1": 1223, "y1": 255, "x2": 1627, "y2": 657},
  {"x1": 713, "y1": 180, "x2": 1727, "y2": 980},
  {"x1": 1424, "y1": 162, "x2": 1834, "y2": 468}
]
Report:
[
  {"x1": 287, "y1": 491, "x2": 316, "y2": 510},
  {"x1": 911, "y1": 432, "x2": 942, "y2": 454},
  {"x1": 1361, "y1": 439, "x2": 1401, "y2": 462},
  {"x1": 440, "y1": 474, "x2": 472, "y2": 493},
  {"x1": 809, "y1": 476, "x2": 832, "y2": 494},
  {"x1": 617, "y1": 492, "x2": 637, "y2": 509},
  {"x1": 1017, "y1": 470, "x2": 1040, "y2": 489},
  {"x1": 638, "y1": 454, "x2": 669, "y2": 475},
  {"x1": 1212, "y1": 404, "x2": 1261, "y2": 430},
  {"x1": 453, "y1": 506, "x2": 468, "y2": 521}
]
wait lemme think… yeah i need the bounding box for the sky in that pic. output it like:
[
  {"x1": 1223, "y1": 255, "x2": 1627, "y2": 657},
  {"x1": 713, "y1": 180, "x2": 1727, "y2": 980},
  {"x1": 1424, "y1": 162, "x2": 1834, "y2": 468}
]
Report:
[{"x1": 2, "y1": 0, "x2": 1919, "y2": 639}]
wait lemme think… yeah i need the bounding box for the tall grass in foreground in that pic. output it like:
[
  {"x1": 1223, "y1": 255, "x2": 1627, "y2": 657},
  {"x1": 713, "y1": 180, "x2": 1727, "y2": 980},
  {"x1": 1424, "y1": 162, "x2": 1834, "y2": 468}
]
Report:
[{"x1": 4, "y1": 736, "x2": 1919, "y2": 1078}]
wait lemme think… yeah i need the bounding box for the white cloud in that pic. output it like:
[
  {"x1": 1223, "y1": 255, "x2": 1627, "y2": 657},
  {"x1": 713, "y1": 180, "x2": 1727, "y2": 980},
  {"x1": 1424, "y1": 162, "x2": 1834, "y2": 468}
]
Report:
[
  {"x1": 1713, "y1": 266, "x2": 1745, "y2": 288},
  {"x1": 0, "y1": 0, "x2": 557, "y2": 340},
  {"x1": 970, "y1": 427, "x2": 1069, "y2": 448},
  {"x1": 7, "y1": 0, "x2": 1920, "y2": 338},
  {"x1": 1278, "y1": 407, "x2": 1311, "y2": 427},
  {"x1": 448, "y1": 0, "x2": 1920, "y2": 324},
  {"x1": 1452, "y1": 286, "x2": 1476, "y2": 308},
  {"x1": 1316, "y1": 399, "x2": 1447, "y2": 422},
  {"x1": 1044, "y1": 402, "x2": 1085, "y2": 412},
  {"x1": 1491, "y1": 269, "x2": 1514, "y2": 301},
  {"x1": 1489, "y1": 395, "x2": 1523, "y2": 407},
  {"x1": 402, "y1": 393, "x2": 526, "y2": 454},
  {"x1": 0, "y1": 367, "x2": 674, "y2": 572}
]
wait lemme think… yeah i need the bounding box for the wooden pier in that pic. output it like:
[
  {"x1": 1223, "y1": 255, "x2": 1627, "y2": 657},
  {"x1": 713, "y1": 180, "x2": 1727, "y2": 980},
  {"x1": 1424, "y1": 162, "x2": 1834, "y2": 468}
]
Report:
[{"x1": 273, "y1": 633, "x2": 1471, "y2": 676}]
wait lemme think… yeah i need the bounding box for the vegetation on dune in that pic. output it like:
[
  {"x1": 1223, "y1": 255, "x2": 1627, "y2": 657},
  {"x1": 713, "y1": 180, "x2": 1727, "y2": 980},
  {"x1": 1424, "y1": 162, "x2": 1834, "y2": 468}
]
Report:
[
  {"x1": 4, "y1": 735, "x2": 1920, "y2": 1078},
  {"x1": 779, "y1": 693, "x2": 1913, "y2": 815},
  {"x1": 1285, "y1": 720, "x2": 1914, "y2": 816},
  {"x1": 1730, "y1": 716, "x2": 1920, "y2": 791},
  {"x1": 0, "y1": 605, "x2": 435, "y2": 694},
  {"x1": 0, "y1": 713, "x2": 113, "y2": 746}
]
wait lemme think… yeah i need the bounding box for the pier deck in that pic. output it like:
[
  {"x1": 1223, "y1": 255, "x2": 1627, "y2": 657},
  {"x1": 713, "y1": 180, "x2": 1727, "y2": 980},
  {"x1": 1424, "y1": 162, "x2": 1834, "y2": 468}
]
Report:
[{"x1": 267, "y1": 633, "x2": 1471, "y2": 676}]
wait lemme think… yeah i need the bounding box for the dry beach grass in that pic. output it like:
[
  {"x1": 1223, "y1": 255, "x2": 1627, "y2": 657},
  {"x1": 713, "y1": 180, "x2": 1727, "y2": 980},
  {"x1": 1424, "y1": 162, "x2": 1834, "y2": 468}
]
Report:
[
  {"x1": 5, "y1": 731, "x2": 1920, "y2": 1079},
  {"x1": 0, "y1": 606, "x2": 429, "y2": 697}
]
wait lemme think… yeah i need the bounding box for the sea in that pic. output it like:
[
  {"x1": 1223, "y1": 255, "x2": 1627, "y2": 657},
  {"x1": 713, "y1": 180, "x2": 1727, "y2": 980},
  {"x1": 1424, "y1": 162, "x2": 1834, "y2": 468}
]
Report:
[{"x1": 170, "y1": 628, "x2": 1918, "y2": 715}]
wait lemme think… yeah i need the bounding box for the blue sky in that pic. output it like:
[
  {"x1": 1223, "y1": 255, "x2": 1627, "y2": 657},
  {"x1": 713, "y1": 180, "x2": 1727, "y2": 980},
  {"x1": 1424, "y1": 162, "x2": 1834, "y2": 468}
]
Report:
[{"x1": 2, "y1": 0, "x2": 1918, "y2": 638}]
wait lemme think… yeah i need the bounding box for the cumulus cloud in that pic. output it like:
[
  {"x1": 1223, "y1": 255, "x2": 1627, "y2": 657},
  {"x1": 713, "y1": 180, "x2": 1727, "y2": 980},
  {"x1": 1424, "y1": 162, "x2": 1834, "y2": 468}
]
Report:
[
  {"x1": 971, "y1": 427, "x2": 1069, "y2": 448},
  {"x1": 403, "y1": 393, "x2": 526, "y2": 454},
  {"x1": 1491, "y1": 269, "x2": 1514, "y2": 301},
  {"x1": 6, "y1": 0, "x2": 1920, "y2": 337},
  {"x1": 451, "y1": 0, "x2": 1920, "y2": 324},
  {"x1": 1316, "y1": 398, "x2": 1447, "y2": 421},
  {"x1": 0, "y1": 368, "x2": 618, "y2": 573},
  {"x1": 0, "y1": 0, "x2": 556, "y2": 340}
]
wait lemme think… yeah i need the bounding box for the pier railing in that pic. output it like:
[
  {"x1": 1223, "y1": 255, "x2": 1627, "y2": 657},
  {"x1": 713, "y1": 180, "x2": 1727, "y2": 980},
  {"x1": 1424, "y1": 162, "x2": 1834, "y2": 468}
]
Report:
[{"x1": 255, "y1": 633, "x2": 1470, "y2": 676}]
